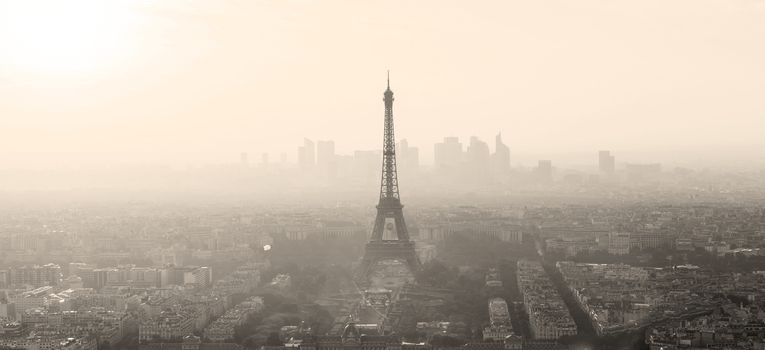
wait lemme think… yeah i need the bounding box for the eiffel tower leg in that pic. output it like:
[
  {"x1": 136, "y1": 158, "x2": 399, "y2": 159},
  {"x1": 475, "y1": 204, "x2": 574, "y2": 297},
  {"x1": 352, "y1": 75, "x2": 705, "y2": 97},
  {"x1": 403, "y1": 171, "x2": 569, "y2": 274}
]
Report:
[
  {"x1": 370, "y1": 209, "x2": 386, "y2": 241},
  {"x1": 393, "y1": 209, "x2": 410, "y2": 241}
]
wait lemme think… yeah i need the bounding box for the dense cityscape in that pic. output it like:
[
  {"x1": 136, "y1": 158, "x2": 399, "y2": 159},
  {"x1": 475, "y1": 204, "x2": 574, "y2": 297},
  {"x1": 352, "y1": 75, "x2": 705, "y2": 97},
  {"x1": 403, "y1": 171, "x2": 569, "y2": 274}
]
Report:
[
  {"x1": 5, "y1": 76, "x2": 765, "y2": 350},
  {"x1": 3, "y1": 1, "x2": 765, "y2": 350}
]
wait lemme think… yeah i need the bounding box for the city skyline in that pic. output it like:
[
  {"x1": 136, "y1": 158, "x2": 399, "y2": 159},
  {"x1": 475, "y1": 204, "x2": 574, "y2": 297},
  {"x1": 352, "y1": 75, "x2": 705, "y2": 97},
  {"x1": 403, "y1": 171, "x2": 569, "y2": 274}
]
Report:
[
  {"x1": 1, "y1": 134, "x2": 763, "y2": 170},
  {"x1": 2, "y1": 0, "x2": 765, "y2": 169}
]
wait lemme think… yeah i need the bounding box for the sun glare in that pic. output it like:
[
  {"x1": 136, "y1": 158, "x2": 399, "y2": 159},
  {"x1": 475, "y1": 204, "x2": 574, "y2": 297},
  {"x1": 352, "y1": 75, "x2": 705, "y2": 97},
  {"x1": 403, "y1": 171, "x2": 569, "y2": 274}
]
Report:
[{"x1": 0, "y1": 0, "x2": 136, "y2": 75}]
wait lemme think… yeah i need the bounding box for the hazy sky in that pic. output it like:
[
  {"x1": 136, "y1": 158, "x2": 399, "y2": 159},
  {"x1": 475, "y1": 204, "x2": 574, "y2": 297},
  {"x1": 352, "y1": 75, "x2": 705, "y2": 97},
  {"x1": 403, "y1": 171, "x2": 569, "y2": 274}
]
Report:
[{"x1": 1, "y1": 0, "x2": 764, "y2": 167}]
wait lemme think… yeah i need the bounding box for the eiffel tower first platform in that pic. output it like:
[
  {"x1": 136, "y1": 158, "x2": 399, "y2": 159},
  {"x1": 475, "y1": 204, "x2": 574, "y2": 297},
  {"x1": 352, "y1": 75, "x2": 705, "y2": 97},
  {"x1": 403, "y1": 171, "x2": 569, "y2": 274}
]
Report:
[{"x1": 356, "y1": 73, "x2": 421, "y2": 283}]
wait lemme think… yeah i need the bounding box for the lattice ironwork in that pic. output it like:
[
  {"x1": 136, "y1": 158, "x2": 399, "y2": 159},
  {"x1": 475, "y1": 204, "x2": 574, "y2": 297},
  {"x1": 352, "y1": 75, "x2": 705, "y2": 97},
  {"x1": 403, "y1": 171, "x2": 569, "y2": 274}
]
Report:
[{"x1": 358, "y1": 73, "x2": 421, "y2": 282}]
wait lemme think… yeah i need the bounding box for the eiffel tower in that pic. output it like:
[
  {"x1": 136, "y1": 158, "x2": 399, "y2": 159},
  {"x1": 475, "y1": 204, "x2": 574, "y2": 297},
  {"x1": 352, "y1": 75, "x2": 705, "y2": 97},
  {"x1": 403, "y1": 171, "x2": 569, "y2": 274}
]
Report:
[{"x1": 357, "y1": 73, "x2": 421, "y2": 282}]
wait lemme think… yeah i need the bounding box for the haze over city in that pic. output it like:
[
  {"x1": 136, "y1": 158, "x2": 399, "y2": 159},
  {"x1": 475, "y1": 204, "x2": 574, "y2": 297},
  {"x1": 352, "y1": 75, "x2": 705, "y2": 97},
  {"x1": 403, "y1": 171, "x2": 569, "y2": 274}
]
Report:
[
  {"x1": 2, "y1": 0, "x2": 765, "y2": 175},
  {"x1": 5, "y1": 2, "x2": 765, "y2": 350}
]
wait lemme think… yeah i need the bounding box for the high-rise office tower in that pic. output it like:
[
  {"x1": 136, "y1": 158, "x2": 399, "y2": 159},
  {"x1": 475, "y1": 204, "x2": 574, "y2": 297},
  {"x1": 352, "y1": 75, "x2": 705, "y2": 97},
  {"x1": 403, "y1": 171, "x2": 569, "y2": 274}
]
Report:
[
  {"x1": 434, "y1": 137, "x2": 463, "y2": 168},
  {"x1": 536, "y1": 160, "x2": 553, "y2": 182},
  {"x1": 316, "y1": 140, "x2": 335, "y2": 168},
  {"x1": 467, "y1": 136, "x2": 490, "y2": 164},
  {"x1": 317, "y1": 140, "x2": 337, "y2": 180},
  {"x1": 398, "y1": 139, "x2": 419, "y2": 171},
  {"x1": 467, "y1": 136, "x2": 491, "y2": 179},
  {"x1": 599, "y1": 150, "x2": 615, "y2": 174},
  {"x1": 493, "y1": 132, "x2": 511, "y2": 174},
  {"x1": 297, "y1": 138, "x2": 315, "y2": 170}
]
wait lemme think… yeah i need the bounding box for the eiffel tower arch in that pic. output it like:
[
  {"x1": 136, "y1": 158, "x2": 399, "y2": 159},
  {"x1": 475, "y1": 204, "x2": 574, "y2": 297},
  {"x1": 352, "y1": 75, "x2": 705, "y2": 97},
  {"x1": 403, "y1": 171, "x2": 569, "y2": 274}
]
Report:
[{"x1": 357, "y1": 73, "x2": 421, "y2": 282}]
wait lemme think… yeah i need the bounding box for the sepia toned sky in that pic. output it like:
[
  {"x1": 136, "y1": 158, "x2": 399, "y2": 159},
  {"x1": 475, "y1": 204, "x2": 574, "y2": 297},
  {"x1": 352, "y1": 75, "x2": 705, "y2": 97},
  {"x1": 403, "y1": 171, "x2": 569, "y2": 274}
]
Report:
[{"x1": 1, "y1": 0, "x2": 764, "y2": 167}]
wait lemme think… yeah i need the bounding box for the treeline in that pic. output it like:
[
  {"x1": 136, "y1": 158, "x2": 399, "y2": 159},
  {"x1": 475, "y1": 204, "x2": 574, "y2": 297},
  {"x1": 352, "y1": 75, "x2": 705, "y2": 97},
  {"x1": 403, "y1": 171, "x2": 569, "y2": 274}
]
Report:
[
  {"x1": 436, "y1": 233, "x2": 536, "y2": 267},
  {"x1": 566, "y1": 247, "x2": 765, "y2": 272},
  {"x1": 413, "y1": 260, "x2": 487, "y2": 342},
  {"x1": 234, "y1": 293, "x2": 334, "y2": 349},
  {"x1": 260, "y1": 262, "x2": 355, "y2": 301}
]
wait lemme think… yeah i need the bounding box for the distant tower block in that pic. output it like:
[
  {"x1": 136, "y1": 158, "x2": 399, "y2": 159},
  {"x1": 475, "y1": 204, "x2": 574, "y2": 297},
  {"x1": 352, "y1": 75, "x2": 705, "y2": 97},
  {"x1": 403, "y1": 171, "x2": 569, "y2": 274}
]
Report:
[
  {"x1": 357, "y1": 73, "x2": 421, "y2": 282},
  {"x1": 599, "y1": 150, "x2": 615, "y2": 174}
]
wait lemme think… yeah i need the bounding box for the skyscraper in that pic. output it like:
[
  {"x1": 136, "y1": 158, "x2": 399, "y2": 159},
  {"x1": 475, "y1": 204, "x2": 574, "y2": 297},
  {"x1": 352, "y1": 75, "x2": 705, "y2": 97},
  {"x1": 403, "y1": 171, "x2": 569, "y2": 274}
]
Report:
[
  {"x1": 493, "y1": 132, "x2": 511, "y2": 174},
  {"x1": 317, "y1": 140, "x2": 336, "y2": 180},
  {"x1": 467, "y1": 136, "x2": 491, "y2": 175},
  {"x1": 599, "y1": 150, "x2": 615, "y2": 174},
  {"x1": 398, "y1": 139, "x2": 419, "y2": 171},
  {"x1": 297, "y1": 138, "x2": 315, "y2": 170},
  {"x1": 536, "y1": 160, "x2": 553, "y2": 182},
  {"x1": 434, "y1": 137, "x2": 463, "y2": 168},
  {"x1": 316, "y1": 140, "x2": 335, "y2": 168}
]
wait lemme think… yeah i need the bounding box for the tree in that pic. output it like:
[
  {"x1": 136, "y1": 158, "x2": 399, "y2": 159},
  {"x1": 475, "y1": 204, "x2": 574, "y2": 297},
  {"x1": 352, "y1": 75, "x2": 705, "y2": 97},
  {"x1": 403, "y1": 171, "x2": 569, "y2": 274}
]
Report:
[
  {"x1": 98, "y1": 341, "x2": 111, "y2": 350},
  {"x1": 265, "y1": 332, "x2": 283, "y2": 346},
  {"x1": 429, "y1": 334, "x2": 466, "y2": 349}
]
